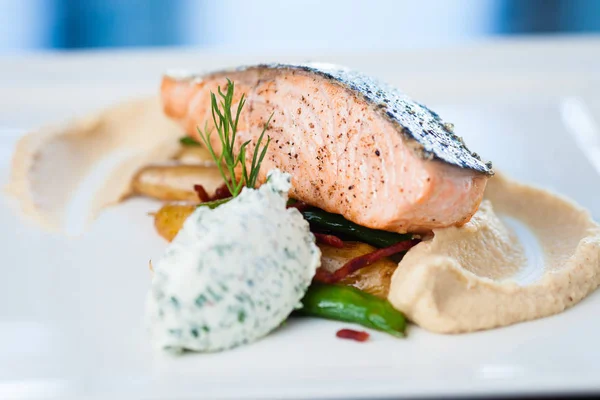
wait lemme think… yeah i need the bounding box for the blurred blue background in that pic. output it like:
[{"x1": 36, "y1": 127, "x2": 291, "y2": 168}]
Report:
[{"x1": 0, "y1": 0, "x2": 599, "y2": 53}]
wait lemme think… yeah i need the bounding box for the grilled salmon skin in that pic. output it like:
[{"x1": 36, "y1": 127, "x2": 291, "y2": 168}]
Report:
[{"x1": 161, "y1": 63, "x2": 493, "y2": 233}]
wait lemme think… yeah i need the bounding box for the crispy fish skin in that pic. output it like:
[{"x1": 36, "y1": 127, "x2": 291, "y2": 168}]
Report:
[
  {"x1": 182, "y1": 63, "x2": 493, "y2": 174},
  {"x1": 161, "y1": 63, "x2": 492, "y2": 233}
]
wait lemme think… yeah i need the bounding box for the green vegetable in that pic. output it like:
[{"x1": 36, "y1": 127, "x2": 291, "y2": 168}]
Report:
[
  {"x1": 199, "y1": 198, "x2": 412, "y2": 248},
  {"x1": 179, "y1": 136, "x2": 201, "y2": 146},
  {"x1": 301, "y1": 207, "x2": 412, "y2": 248},
  {"x1": 198, "y1": 197, "x2": 232, "y2": 209},
  {"x1": 298, "y1": 283, "x2": 406, "y2": 337},
  {"x1": 196, "y1": 78, "x2": 273, "y2": 197}
]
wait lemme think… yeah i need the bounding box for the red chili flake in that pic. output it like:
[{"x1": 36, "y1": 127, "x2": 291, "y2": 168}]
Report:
[
  {"x1": 211, "y1": 183, "x2": 232, "y2": 201},
  {"x1": 313, "y1": 233, "x2": 344, "y2": 248},
  {"x1": 193, "y1": 184, "x2": 210, "y2": 202},
  {"x1": 336, "y1": 329, "x2": 369, "y2": 342},
  {"x1": 313, "y1": 239, "x2": 420, "y2": 284}
]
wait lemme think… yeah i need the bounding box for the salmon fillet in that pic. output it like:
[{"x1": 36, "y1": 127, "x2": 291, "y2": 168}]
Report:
[{"x1": 161, "y1": 63, "x2": 493, "y2": 233}]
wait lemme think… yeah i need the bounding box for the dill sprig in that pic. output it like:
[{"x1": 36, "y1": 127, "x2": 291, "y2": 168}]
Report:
[{"x1": 197, "y1": 79, "x2": 272, "y2": 198}]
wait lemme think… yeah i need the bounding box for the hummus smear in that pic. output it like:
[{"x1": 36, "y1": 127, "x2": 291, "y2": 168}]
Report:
[
  {"x1": 7, "y1": 99, "x2": 600, "y2": 333},
  {"x1": 6, "y1": 97, "x2": 182, "y2": 231},
  {"x1": 389, "y1": 173, "x2": 600, "y2": 333}
]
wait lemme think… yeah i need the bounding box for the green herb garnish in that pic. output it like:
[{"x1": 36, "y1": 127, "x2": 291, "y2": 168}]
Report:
[
  {"x1": 179, "y1": 136, "x2": 201, "y2": 146},
  {"x1": 197, "y1": 78, "x2": 272, "y2": 198}
]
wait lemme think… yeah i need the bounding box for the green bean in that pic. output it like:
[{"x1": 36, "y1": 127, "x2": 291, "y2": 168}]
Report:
[
  {"x1": 298, "y1": 283, "x2": 406, "y2": 337},
  {"x1": 300, "y1": 207, "x2": 412, "y2": 248}
]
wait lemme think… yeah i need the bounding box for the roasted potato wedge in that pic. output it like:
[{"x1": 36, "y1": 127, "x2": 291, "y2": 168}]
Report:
[
  {"x1": 318, "y1": 241, "x2": 397, "y2": 299},
  {"x1": 175, "y1": 145, "x2": 216, "y2": 166},
  {"x1": 132, "y1": 165, "x2": 223, "y2": 202},
  {"x1": 154, "y1": 204, "x2": 196, "y2": 241}
]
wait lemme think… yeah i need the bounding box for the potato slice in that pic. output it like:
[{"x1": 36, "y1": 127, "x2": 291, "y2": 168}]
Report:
[
  {"x1": 154, "y1": 204, "x2": 196, "y2": 241},
  {"x1": 318, "y1": 241, "x2": 397, "y2": 299},
  {"x1": 132, "y1": 165, "x2": 223, "y2": 202},
  {"x1": 175, "y1": 145, "x2": 216, "y2": 166}
]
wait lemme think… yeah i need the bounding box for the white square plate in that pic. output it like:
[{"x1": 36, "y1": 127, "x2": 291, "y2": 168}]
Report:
[{"x1": 1, "y1": 38, "x2": 600, "y2": 399}]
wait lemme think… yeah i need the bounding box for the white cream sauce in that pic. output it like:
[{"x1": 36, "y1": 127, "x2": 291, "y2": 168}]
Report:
[{"x1": 146, "y1": 170, "x2": 321, "y2": 352}]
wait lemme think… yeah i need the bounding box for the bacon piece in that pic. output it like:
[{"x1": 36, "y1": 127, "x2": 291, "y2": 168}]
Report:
[
  {"x1": 336, "y1": 329, "x2": 370, "y2": 342},
  {"x1": 193, "y1": 184, "x2": 210, "y2": 202},
  {"x1": 314, "y1": 233, "x2": 344, "y2": 248},
  {"x1": 194, "y1": 182, "x2": 231, "y2": 204},
  {"x1": 314, "y1": 239, "x2": 420, "y2": 284},
  {"x1": 212, "y1": 183, "x2": 232, "y2": 200}
]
